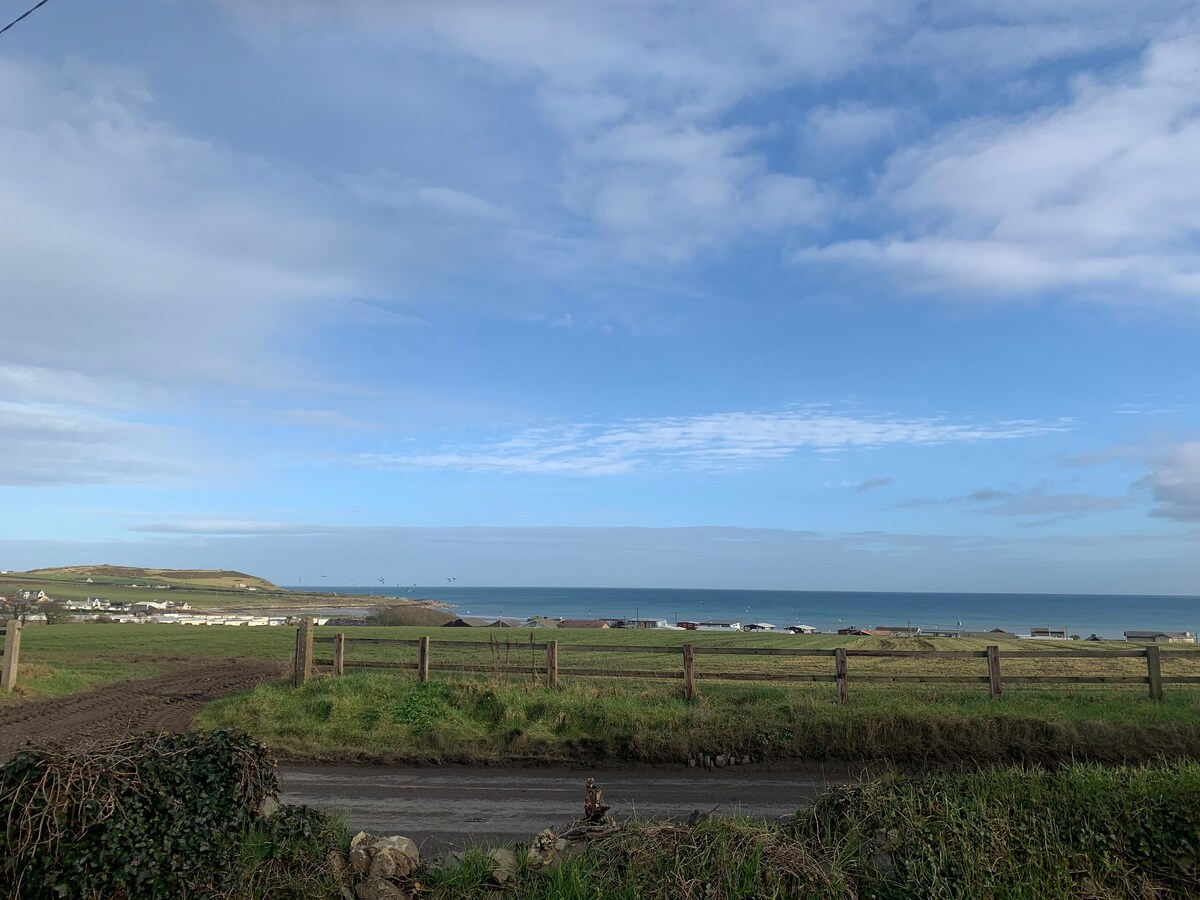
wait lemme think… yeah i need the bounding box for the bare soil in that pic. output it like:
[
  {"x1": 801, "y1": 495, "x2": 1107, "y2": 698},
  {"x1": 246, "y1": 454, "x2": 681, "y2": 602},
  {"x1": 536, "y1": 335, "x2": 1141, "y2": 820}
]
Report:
[{"x1": 0, "y1": 659, "x2": 285, "y2": 763}]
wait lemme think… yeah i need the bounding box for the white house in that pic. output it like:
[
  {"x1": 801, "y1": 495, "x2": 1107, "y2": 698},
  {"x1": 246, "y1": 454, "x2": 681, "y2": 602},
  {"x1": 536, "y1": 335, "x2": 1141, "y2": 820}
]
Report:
[
  {"x1": 787, "y1": 624, "x2": 817, "y2": 634},
  {"x1": 626, "y1": 618, "x2": 671, "y2": 629},
  {"x1": 744, "y1": 623, "x2": 777, "y2": 632},
  {"x1": 696, "y1": 619, "x2": 742, "y2": 632}
]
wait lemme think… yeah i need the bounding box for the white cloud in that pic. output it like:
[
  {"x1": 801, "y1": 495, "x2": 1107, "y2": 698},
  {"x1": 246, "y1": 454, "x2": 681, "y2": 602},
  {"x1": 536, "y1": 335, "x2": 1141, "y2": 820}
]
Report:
[
  {"x1": 1140, "y1": 443, "x2": 1200, "y2": 522},
  {"x1": 803, "y1": 32, "x2": 1200, "y2": 303},
  {"x1": 350, "y1": 408, "x2": 1071, "y2": 476},
  {"x1": 0, "y1": 400, "x2": 202, "y2": 487},
  {"x1": 804, "y1": 104, "x2": 905, "y2": 156}
]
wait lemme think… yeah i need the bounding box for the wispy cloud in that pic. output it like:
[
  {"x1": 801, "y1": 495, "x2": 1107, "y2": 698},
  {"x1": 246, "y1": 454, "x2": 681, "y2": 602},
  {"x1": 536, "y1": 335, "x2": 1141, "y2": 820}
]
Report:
[
  {"x1": 800, "y1": 32, "x2": 1200, "y2": 303},
  {"x1": 0, "y1": 400, "x2": 203, "y2": 487},
  {"x1": 855, "y1": 476, "x2": 894, "y2": 492},
  {"x1": 351, "y1": 409, "x2": 1071, "y2": 476},
  {"x1": 1140, "y1": 443, "x2": 1200, "y2": 523},
  {"x1": 130, "y1": 520, "x2": 338, "y2": 536},
  {"x1": 900, "y1": 483, "x2": 1131, "y2": 525}
]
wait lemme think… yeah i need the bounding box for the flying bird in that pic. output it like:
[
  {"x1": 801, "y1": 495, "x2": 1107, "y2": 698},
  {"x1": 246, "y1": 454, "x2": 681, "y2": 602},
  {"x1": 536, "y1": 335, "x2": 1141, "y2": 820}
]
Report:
[
  {"x1": 379, "y1": 577, "x2": 385, "y2": 584},
  {"x1": 447, "y1": 576, "x2": 457, "y2": 583}
]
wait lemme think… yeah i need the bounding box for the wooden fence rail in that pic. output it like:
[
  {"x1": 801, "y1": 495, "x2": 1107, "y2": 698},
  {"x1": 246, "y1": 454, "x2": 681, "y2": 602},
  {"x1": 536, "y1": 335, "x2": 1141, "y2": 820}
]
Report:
[
  {"x1": 291, "y1": 626, "x2": 1200, "y2": 703},
  {"x1": 1, "y1": 619, "x2": 21, "y2": 693}
]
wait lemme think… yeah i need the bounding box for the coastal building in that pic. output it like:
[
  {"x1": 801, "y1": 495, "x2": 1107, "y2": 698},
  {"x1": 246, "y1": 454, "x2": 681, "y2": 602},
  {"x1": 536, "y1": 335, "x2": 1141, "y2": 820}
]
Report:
[
  {"x1": 696, "y1": 619, "x2": 742, "y2": 632},
  {"x1": 626, "y1": 618, "x2": 671, "y2": 629},
  {"x1": 559, "y1": 620, "x2": 610, "y2": 629},
  {"x1": 743, "y1": 623, "x2": 776, "y2": 632},
  {"x1": 787, "y1": 625, "x2": 816, "y2": 634},
  {"x1": 676, "y1": 621, "x2": 699, "y2": 630},
  {"x1": 874, "y1": 625, "x2": 919, "y2": 637},
  {"x1": 837, "y1": 627, "x2": 886, "y2": 636},
  {"x1": 1029, "y1": 627, "x2": 1068, "y2": 640},
  {"x1": 1124, "y1": 630, "x2": 1195, "y2": 644}
]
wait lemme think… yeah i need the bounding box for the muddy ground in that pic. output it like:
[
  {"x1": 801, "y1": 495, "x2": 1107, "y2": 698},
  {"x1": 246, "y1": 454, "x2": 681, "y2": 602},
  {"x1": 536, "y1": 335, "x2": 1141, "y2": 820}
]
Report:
[{"x1": 0, "y1": 660, "x2": 284, "y2": 763}]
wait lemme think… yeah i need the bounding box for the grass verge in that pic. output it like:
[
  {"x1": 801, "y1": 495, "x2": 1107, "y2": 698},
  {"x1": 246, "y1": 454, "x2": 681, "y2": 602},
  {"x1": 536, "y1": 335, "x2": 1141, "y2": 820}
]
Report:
[
  {"x1": 198, "y1": 672, "x2": 1200, "y2": 767},
  {"x1": 422, "y1": 762, "x2": 1200, "y2": 899}
]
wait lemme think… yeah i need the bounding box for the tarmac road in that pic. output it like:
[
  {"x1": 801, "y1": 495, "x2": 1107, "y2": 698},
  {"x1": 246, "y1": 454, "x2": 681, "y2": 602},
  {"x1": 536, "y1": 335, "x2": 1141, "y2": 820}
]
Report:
[{"x1": 276, "y1": 763, "x2": 859, "y2": 854}]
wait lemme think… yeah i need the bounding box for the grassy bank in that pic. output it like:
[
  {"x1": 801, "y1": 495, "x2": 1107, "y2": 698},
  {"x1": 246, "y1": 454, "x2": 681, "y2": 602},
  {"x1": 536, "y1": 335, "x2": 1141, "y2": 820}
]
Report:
[
  {"x1": 198, "y1": 672, "x2": 1200, "y2": 767},
  {"x1": 423, "y1": 762, "x2": 1200, "y2": 899}
]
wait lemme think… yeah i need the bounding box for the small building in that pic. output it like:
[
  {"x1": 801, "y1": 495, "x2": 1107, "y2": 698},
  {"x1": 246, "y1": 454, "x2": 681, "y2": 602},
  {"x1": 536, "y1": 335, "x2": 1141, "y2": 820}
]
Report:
[
  {"x1": 521, "y1": 618, "x2": 559, "y2": 628},
  {"x1": 1124, "y1": 630, "x2": 1195, "y2": 644},
  {"x1": 1029, "y1": 627, "x2": 1067, "y2": 640},
  {"x1": 744, "y1": 623, "x2": 777, "y2": 632},
  {"x1": 130, "y1": 601, "x2": 168, "y2": 614},
  {"x1": 626, "y1": 618, "x2": 670, "y2": 629},
  {"x1": 443, "y1": 616, "x2": 494, "y2": 628},
  {"x1": 1083, "y1": 633, "x2": 1105, "y2": 642},
  {"x1": 696, "y1": 619, "x2": 742, "y2": 632},
  {"x1": 837, "y1": 626, "x2": 886, "y2": 636},
  {"x1": 787, "y1": 624, "x2": 816, "y2": 634},
  {"x1": 560, "y1": 619, "x2": 610, "y2": 629},
  {"x1": 676, "y1": 621, "x2": 699, "y2": 630}
]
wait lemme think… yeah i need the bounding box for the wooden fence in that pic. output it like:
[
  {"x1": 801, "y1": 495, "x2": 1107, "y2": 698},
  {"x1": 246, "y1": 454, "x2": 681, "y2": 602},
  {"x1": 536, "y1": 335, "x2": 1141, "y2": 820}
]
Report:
[
  {"x1": 1, "y1": 619, "x2": 20, "y2": 693},
  {"x1": 290, "y1": 620, "x2": 1199, "y2": 703}
]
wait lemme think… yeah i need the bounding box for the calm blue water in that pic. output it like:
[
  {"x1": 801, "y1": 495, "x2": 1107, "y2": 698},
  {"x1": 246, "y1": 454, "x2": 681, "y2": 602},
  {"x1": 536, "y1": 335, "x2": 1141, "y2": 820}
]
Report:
[{"x1": 290, "y1": 587, "x2": 1200, "y2": 639}]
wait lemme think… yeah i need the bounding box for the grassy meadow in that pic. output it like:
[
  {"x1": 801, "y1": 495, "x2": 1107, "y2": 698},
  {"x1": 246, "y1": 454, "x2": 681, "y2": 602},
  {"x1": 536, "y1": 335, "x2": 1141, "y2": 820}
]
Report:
[{"x1": 10, "y1": 623, "x2": 1200, "y2": 766}]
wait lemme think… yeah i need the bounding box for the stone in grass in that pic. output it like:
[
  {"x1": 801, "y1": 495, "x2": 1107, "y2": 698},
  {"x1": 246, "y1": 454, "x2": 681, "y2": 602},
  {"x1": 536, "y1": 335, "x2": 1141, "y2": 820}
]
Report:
[
  {"x1": 355, "y1": 875, "x2": 410, "y2": 900},
  {"x1": 488, "y1": 848, "x2": 519, "y2": 884},
  {"x1": 372, "y1": 836, "x2": 420, "y2": 878}
]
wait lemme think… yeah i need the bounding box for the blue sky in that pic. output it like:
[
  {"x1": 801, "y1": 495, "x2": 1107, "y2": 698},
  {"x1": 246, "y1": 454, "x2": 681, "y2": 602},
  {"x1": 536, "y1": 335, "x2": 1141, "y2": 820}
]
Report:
[{"x1": 1, "y1": 0, "x2": 1197, "y2": 592}]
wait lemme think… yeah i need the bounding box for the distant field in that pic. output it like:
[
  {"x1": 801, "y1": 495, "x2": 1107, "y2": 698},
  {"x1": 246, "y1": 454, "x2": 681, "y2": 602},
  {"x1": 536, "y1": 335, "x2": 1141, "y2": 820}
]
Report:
[
  {"x1": 9, "y1": 623, "x2": 1200, "y2": 703},
  {"x1": 0, "y1": 572, "x2": 411, "y2": 611}
]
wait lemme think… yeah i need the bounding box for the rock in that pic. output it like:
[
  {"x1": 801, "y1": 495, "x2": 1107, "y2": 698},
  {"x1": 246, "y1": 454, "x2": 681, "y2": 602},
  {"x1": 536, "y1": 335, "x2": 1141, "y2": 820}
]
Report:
[
  {"x1": 428, "y1": 851, "x2": 465, "y2": 870},
  {"x1": 703, "y1": 754, "x2": 713, "y2": 769},
  {"x1": 355, "y1": 875, "x2": 410, "y2": 900},
  {"x1": 742, "y1": 755, "x2": 751, "y2": 766},
  {"x1": 527, "y1": 829, "x2": 558, "y2": 869},
  {"x1": 378, "y1": 847, "x2": 418, "y2": 878},
  {"x1": 349, "y1": 845, "x2": 371, "y2": 876},
  {"x1": 715, "y1": 754, "x2": 727, "y2": 768},
  {"x1": 488, "y1": 848, "x2": 519, "y2": 884},
  {"x1": 257, "y1": 796, "x2": 280, "y2": 819},
  {"x1": 350, "y1": 831, "x2": 371, "y2": 850},
  {"x1": 687, "y1": 756, "x2": 696, "y2": 768},
  {"x1": 340, "y1": 887, "x2": 355, "y2": 900},
  {"x1": 368, "y1": 850, "x2": 396, "y2": 879}
]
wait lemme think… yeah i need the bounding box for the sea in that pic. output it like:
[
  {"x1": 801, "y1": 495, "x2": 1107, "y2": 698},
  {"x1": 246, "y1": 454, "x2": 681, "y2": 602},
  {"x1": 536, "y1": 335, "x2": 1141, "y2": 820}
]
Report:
[{"x1": 287, "y1": 586, "x2": 1200, "y2": 639}]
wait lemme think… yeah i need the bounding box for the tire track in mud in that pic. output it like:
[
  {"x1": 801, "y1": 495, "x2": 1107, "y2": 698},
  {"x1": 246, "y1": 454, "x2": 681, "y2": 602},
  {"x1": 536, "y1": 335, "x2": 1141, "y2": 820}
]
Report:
[{"x1": 0, "y1": 659, "x2": 284, "y2": 762}]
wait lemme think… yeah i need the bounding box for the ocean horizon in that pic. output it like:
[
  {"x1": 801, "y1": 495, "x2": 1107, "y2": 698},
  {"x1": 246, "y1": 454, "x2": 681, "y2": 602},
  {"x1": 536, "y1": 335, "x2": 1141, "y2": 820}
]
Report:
[{"x1": 288, "y1": 586, "x2": 1200, "y2": 639}]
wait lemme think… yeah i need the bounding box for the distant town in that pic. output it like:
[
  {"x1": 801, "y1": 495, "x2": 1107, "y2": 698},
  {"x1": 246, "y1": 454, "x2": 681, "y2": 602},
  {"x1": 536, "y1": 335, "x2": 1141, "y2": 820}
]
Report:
[{"x1": 2, "y1": 589, "x2": 1193, "y2": 644}]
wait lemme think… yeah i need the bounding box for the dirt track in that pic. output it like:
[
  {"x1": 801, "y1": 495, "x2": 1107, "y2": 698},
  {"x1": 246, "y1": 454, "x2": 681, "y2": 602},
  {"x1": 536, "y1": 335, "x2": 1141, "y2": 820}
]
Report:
[{"x1": 0, "y1": 660, "x2": 284, "y2": 762}]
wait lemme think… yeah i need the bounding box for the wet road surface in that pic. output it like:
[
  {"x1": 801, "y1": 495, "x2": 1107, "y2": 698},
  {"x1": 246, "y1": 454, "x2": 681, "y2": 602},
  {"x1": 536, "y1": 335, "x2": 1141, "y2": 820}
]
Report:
[{"x1": 277, "y1": 763, "x2": 858, "y2": 854}]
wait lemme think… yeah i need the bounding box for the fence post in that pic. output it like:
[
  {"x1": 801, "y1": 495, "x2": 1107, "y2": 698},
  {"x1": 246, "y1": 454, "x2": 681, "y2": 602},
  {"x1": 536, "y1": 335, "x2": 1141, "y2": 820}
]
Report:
[
  {"x1": 987, "y1": 645, "x2": 1002, "y2": 699},
  {"x1": 835, "y1": 647, "x2": 848, "y2": 705},
  {"x1": 333, "y1": 632, "x2": 345, "y2": 676},
  {"x1": 418, "y1": 635, "x2": 430, "y2": 683},
  {"x1": 293, "y1": 617, "x2": 314, "y2": 687},
  {"x1": 1146, "y1": 645, "x2": 1163, "y2": 702},
  {"x1": 546, "y1": 639, "x2": 558, "y2": 688},
  {"x1": 682, "y1": 643, "x2": 695, "y2": 702},
  {"x1": 1, "y1": 620, "x2": 20, "y2": 693}
]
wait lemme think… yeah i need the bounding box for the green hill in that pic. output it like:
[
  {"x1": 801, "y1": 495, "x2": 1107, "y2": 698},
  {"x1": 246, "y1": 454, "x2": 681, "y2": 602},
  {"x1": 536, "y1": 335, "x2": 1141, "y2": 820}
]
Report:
[{"x1": 12, "y1": 566, "x2": 279, "y2": 591}]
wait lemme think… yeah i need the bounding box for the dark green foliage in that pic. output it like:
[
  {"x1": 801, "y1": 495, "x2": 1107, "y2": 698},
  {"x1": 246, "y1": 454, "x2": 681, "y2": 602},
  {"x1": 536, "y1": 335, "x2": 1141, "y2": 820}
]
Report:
[
  {"x1": 0, "y1": 730, "x2": 277, "y2": 898},
  {"x1": 237, "y1": 805, "x2": 350, "y2": 899},
  {"x1": 801, "y1": 764, "x2": 1200, "y2": 898}
]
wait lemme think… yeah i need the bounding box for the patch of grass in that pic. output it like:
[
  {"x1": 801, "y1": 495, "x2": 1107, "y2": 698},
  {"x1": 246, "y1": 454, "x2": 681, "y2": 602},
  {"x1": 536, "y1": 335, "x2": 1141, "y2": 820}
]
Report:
[
  {"x1": 198, "y1": 671, "x2": 1200, "y2": 767},
  {"x1": 423, "y1": 762, "x2": 1200, "y2": 899}
]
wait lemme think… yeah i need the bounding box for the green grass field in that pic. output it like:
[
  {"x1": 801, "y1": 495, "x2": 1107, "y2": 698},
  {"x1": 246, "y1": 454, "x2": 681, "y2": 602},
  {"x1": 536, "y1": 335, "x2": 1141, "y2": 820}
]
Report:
[{"x1": 11, "y1": 623, "x2": 1200, "y2": 766}]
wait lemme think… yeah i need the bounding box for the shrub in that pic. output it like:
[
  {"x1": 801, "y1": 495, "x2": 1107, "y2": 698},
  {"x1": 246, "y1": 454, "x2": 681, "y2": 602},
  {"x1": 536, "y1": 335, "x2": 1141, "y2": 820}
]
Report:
[{"x1": 0, "y1": 730, "x2": 276, "y2": 898}]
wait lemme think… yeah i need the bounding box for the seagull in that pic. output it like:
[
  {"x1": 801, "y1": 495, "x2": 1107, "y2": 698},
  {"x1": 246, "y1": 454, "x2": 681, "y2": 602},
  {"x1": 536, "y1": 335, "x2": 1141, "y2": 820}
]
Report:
[
  {"x1": 379, "y1": 577, "x2": 385, "y2": 585},
  {"x1": 447, "y1": 576, "x2": 457, "y2": 583}
]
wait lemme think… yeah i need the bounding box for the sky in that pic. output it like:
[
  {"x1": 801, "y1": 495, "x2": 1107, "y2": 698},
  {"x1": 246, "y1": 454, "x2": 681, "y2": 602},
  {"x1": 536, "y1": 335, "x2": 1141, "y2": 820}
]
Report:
[{"x1": 0, "y1": 0, "x2": 1197, "y2": 593}]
